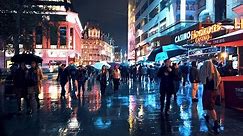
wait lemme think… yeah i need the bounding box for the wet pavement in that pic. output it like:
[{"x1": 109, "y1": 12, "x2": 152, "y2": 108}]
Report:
[{"x1": 1, "y1": 77, "x2": 243, "y2": 136}]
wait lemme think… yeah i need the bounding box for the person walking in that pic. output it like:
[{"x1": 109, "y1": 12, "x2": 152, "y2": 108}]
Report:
[
  {"x1": 13, "y1": 62, "x2": 30, "y2": 113},
  {"x1": 189, "y1": 61, "x2": 200, "y2": 102},
  {"x1": 66, "y1": 62, "x2": 78, "y2": 99},
  {"x1": 59, "y1": 64, "x2": 68, "y2": 99},
  {"x1": 199, "y1": 59, "x2": 221, "y2": 134},
  {"x1": 26, "y1": 61, "x2": 43, "y2": 113},
  {"x1": 148, "y1": 65, "x2": 156, "y2": 82},
  {"x1": 113, "y1": 65, "x2": 121, "y2": 92},
  {"x1": 77, "y1": 65, "x2": 88, "y2": 97},
  {"x1": 157, "y1": 59, "x2": 174, "y2": 116},
  {"x1": 97, "y1": 65, "x2": 109, "y2": 96},
  {"x1": 180, "y1": 62, "x2": 189, "y2": 87},
  {"x1": 172, "y1": 63, "x2": 181, "y2": 101},
  {"x1": 141, "y1": 65, "x2": 148, "y2": 81}
]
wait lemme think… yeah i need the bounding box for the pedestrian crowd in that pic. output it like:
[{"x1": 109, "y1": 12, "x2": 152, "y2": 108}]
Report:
[{"x1": 10, "y1": 56, "x2": 238, "y2": 135}]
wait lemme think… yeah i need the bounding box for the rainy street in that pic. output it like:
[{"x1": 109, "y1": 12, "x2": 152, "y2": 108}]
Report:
[{"x1": 1, "y1": 77, "x2": 243, "y2": 136}]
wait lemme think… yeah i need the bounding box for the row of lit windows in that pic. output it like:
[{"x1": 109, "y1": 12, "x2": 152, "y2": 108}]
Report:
[
  {"x1": 35, "y1": 26, "x2": 74, "y2": 49},
  {"x1": 136, "y1": 0, "x2": 197, "y2": 31},
  {"x1": 136, "y1": 1, "x2": 166, "y2": 30}
]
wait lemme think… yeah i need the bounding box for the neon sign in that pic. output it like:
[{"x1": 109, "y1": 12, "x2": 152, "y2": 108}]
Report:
[
  {"x1": 175, "y1": 31, "x2": 191, "y2": 43},
  {"x1": 234, "y1": 18, "x2": 243, "y2": 29},
  {"x1": 191, "y1": 24, "x2": 222, "y2": 43},
  {"x1": 174, "y1": 24, "x2": 222, "y2": 43}
]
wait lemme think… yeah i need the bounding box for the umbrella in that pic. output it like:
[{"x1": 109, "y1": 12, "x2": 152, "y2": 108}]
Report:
[
  {"x1": 108, "y1": 62, "x2": 120, "y2": 68},
  {"x1": 148, "y1": 44, "x2": 187, "y2": 61},
  {"x1": 11, "y1": 53, "x2": 43, "y2": 64},
  {"x1": 92, "y1": 61, "x2": 111, "y2": 70},
  {"x1": 155, "y1": 49, "x2": 186, "y2": 62}
]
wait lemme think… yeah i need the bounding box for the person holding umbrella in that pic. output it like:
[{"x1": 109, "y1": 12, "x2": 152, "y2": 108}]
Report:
[
  {"x1": 26, "y1": 61, "x2": 43, "y2": 113},
  {"x1": 13, "y1": 62, "x2": 30, "y2": 113}
]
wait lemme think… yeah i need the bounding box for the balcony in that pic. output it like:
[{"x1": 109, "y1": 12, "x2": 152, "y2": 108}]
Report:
[{"x1": 232, "y1": 0, "x2": 243, "y2": 15}]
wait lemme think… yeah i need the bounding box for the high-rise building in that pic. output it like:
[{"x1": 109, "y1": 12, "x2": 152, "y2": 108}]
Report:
[
  {"x1": 128, "y1": 0, "x2": 136, "y2": 61},
  {"x1": 80, "y1": 23, "x2": 114, "y2": 65},
  {"x1": 132, "y1": 0, "x2": 198, "y2": 61}
]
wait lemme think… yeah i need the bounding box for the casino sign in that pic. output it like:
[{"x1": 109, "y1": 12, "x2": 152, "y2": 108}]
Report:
[{"x1": 174, "y1": 23, "x2": 222, "y2": 44}]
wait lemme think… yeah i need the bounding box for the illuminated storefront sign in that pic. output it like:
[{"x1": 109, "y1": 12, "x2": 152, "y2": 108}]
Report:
[
  {"x1": 174, "y1": 24, "x2": 222, "y2": 44},
  {"x1": 234, "y1": 18, "x2": 243, "y2": 29},
  {"x1": 175, "y1": 31, "x2": 191, "y2": 43},
  {"x1": 191, "y1": 24, "x2": 222, "y2": 43}
]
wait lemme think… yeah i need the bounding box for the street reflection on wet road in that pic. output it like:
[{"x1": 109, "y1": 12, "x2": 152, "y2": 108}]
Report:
[{"x1": 1, "y1": 77, "x2": 243, "y2": 136}]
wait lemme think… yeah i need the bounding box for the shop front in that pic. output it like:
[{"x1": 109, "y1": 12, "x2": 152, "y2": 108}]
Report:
[{"x1": 208, "y1": 27, "x2": 243, "y2": 111}]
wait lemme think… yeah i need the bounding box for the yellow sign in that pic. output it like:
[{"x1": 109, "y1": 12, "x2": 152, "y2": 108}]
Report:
[
  {"x1": 191, "y1": 24, "x2": 222, "y2": 43},
  {"x1": 234, "y1": 18, "x2": 243, "y2": 29}
]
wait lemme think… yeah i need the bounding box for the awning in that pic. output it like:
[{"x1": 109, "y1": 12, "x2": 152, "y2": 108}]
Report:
[{"x1": 207, "y1": 29, "x2": 243, "y2": 46}]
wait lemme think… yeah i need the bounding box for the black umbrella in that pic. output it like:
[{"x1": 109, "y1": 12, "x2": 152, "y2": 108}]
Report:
[
  {"x1": 147, "y1": 44, "x2": 187, "y2": 61},
  {"x1": 11, "y1": 53, "x2": 43, "y2": 64},
  {"x1": 147, "y1": 47, "x2": 163, "y2": 61},
  {"x1": 155, "y1": 49, "x2": 187, "y2": 62}
]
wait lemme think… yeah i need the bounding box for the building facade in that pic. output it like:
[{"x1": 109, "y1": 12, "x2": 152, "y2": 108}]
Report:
[
  {"x1": 132, "y1": 0, "x2": 198, "y2": 61},
  {"x1": 114, "y1": 45, "x2": 122, "y2": 62},
  {"x1": 128, "y1": 0, "x2": 137, "y2": 61},
  {"x1": 0, "y1": 0, "x2": 83, "y2": 68},
  {"x1": 80, "y1": 24, "x2": 114, "y2": 65},
  {"x1": 131, "y1": 0, "x2": 242, "y2": 62},
  {"x1": 34, "y1": 12, "x2": 83, "y2": 67}
]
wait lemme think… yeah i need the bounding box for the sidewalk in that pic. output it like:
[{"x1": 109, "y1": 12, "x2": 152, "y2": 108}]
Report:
[{"x1": 1, "y1": 78, "x2": 243, "y2": 136}]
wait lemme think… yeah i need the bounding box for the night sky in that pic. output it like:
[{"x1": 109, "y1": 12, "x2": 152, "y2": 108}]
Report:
[{"x1": 73, "y1": 0, "x2": 128, "y2": 52}]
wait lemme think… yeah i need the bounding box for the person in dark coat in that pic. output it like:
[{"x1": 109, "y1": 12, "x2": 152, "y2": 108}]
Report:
[
  {"x1": 77, "y1": 65, "x2": 88, "y2": 97},
  {"x1": 189, "y1": 61, "x2": 200, "y2": 102},
  {"x1": 180, "y1": 62, "x2": 189, "y2": 87},
  {"x1": 13, "y1": 62, "x2": 29, "y2": 112},
  {"x1": 157, "y1": 59, "x2": 174, "y2": 116},
  {"x1": 59, "y1": 64, "x2": 68, "y2": 99},
  {"x1": 172, "y1": 63, "x2": 181, "y2": 101},
  {"x1": 26, "y1": 61, "x2": 43, "y2": 113},
  {"x1": 66, "y1": 62, "x2": 78, "y2": 99},
  {"x1": 98, "y1": 65, "x2": 109, "y2": 96}
]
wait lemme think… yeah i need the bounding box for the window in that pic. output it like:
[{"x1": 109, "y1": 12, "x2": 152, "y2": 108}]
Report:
[
  {"x1": 136, "y1": 23, "x2": 141, "y2": 31},
  {"x1": 141, "y1": 32, "x2": 148, "y2": 41},
  {"x1": 140, "y1": 2, "x2": 148, "y2": 14},
  {"x1": 160, "y1": 0, "x2": 167, "y2": 10},
  {"x1": 50, "y1": 26, "x2": 57, "y2": 45},
  {"x1": 69, "y1": 28, "x2": 73, "y2": 49},
  {"x1": 149, "y1": 6, "x2": 159, "y2": 20},
  {"x1": 160, "y1": 18, "x2": 166, "y2": 32},
  {"x1": 140, "y1": 17, "x2": 148, "y2": 27},
  {"x1": 149, "y1": 0, "x2": 154, "y2": 5},
  {"x1": 136, "y1": 12, "x2": 140, "y2": 20},
  {"x1": 186, "y1": 15, "x2": 194, "y2": 20},
  {"x1": 135, "y1": 36, "x2": 140, "y2": 44},
  {"x1": 198, "y1": 0, "x2": 206, "y2": 9},
  {"x1": 60, "y1": 27, "x2": 66, "y2": 47}
]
